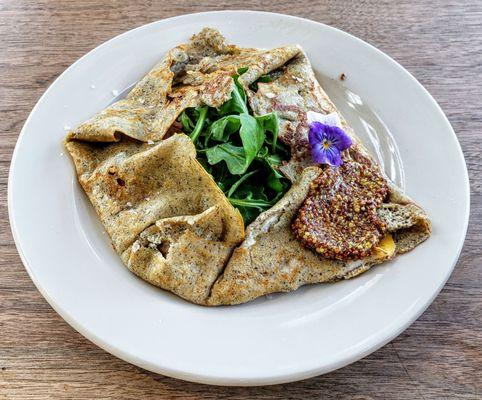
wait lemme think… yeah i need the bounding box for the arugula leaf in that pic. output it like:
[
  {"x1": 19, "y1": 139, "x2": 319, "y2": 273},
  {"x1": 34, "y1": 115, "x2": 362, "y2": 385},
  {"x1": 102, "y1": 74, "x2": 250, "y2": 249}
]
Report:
[
  {"x1": 267, "y1": 168, "x2": 287, "y2": 193},
  {"x1": 189, "y1": 106, "x2": 208, "y2": 143},
  {"x1": 219, "y1": 74, "x2": 248, "y2": 115},
  {"x1": 180, "y1": 110, "x2": 195, "y2": 133},
  {"x1": 228, "y1": 196, "x2": 273, "y2": 209},
  {"x1": 231, "y1": 204, "x2": 260, "y2": 226},
  {"x1": 234, "y1": 181, "x2": 268, "y2": 201},
  {"x1": 227, "y1": 170, "x2": 258, "y2": 197},
  {"x1": 258, "y1": 75, "x2": 272, "y2": 83},
  {"x1": 219, "y1": 85, "x2": 248, "y2": 115},
  {"x1": 206, "y1": 143, "x2": 247, "y2": 175},
  {"x1": 237, "y1": 66, "x2": 249, "y2": 75},
  {"x1": 255, "y1": 146, "x2": 289, "y2": 194},
  {"x1": 207, "y1": 114, "x2": 265, "y2": 175},
  {"x1": 228, "y1": 193, "x2": 274, "y2": 225},
  {"x1": 256, "y1": 112, "x2": 278, "y2": 132},
  {"x1": 239, "y1": 113, "x2": 265, "y2": 171},
  {"x1": 256, "y1": 113, "x2": 279, "y2": 151},
  {"x1": 257, "y1": 151, "x2": 282, "y2": 166},
  {"x1": 208, "y1": 115, "x2": 241, "y2": 142},
  {"x1": 227, "y1": 177, "x2": 275, "y2": 224},
  {"x1": 249, "y1": 74, "x2": 273, "y2": 91},
  {"x1": 262, "y1": 160, "x2": 286, "y2": 192}
]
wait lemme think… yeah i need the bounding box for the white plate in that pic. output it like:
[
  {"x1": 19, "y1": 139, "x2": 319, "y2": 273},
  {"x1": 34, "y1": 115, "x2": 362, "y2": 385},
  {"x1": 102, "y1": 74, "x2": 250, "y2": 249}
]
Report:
[{"x1": 8, "y1": 11, "x2": 469, "y2": 386}]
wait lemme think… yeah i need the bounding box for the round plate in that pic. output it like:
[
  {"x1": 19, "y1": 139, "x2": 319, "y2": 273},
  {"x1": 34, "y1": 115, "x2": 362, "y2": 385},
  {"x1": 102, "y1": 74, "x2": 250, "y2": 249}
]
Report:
[{"x1": 9, "y1": 11, "x2": 469, "y2": 386}]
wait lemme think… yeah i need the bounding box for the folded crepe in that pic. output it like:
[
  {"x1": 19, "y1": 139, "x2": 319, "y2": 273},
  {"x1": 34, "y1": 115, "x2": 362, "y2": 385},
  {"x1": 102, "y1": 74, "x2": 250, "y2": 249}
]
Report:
[{"x1": 65, "y1": 28, "x2": 431, "y2": 306}]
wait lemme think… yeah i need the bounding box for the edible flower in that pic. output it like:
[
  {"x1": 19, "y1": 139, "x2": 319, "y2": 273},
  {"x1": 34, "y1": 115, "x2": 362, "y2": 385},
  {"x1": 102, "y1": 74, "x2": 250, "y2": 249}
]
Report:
[{"x1": 307, "y1": 111, "x2": 352, "y2": 166}]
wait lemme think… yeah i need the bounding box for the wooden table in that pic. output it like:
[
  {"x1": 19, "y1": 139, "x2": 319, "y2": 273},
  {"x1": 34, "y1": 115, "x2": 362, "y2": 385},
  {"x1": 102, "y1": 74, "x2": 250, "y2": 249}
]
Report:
[{"x1": 1, "y1": 1, "x2": 481, "y2": 398}]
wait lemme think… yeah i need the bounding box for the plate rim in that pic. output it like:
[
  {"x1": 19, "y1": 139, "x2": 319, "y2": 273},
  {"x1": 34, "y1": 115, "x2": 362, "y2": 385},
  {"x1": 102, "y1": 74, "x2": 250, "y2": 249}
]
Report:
[{"x1": 8, "y1": 10, "x2": 470, "y2": 386}]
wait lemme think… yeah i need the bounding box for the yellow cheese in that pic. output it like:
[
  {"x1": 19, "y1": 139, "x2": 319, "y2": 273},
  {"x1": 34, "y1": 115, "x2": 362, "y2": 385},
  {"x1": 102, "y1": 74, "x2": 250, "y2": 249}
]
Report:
[{"x1": 374, "y1": 234, "x2": 396, "y2": 260}]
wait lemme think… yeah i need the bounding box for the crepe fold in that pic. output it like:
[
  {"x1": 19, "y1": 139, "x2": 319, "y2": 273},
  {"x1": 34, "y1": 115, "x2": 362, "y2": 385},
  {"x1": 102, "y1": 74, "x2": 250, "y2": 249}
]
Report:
[
  {"x1": 66, "y1": 134, "x2": 245, "y2": 303},
  {"x1": 66, "y1": 28, "x2": 431, "y2": 306},
  {"x1": 67, "y1": 28, "x2": 300, "y2": 144}
]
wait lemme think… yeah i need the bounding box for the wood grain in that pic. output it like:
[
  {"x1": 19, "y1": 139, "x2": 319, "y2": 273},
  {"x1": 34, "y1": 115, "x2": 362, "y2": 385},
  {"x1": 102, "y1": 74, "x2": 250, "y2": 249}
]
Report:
[{"x1": 0, "y1": 1, "x2": 481, "y2": 399}]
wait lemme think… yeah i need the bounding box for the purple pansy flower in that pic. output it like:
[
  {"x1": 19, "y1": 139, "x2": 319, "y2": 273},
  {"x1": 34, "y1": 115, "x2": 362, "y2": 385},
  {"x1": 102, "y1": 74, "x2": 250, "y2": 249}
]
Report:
[{"x1": 308, "y1": 120, "x2": 352, "y2": 167}]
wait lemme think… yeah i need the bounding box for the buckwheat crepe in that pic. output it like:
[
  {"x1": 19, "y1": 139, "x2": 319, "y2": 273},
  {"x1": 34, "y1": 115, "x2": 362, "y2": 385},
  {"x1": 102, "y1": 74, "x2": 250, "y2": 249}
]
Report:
[{"x1": 65, "y1": 28, "x2": 431, "y2": 306}]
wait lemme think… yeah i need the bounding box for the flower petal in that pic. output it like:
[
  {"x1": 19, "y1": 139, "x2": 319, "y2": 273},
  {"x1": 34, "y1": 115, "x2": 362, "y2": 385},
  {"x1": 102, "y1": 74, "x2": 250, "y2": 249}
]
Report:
[
  {"x1": 310, "y1": 142, "x2": 343, "y2": 166},
  {"x1": 311, "y1": 143, "x2": 327, "y2": 163},
  {"x1": 307, "y1": 111, "x2": 342, "y2": 128},
  {"x1": 325, "y1": 125, "x2": 352, "y2": 151},
  {"x1": 308, "y1": 121, "x2": 325, "y2": 146},
  {"x1": 324, "y1": 146, "x2": 343, "y2": 166}
]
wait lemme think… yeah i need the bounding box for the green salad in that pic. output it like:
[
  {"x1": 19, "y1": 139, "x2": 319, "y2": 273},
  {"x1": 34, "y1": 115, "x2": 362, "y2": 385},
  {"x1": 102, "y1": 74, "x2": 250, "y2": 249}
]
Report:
[{"x1": 178, "y1": 68, "x2": 291, "y2": 225}]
